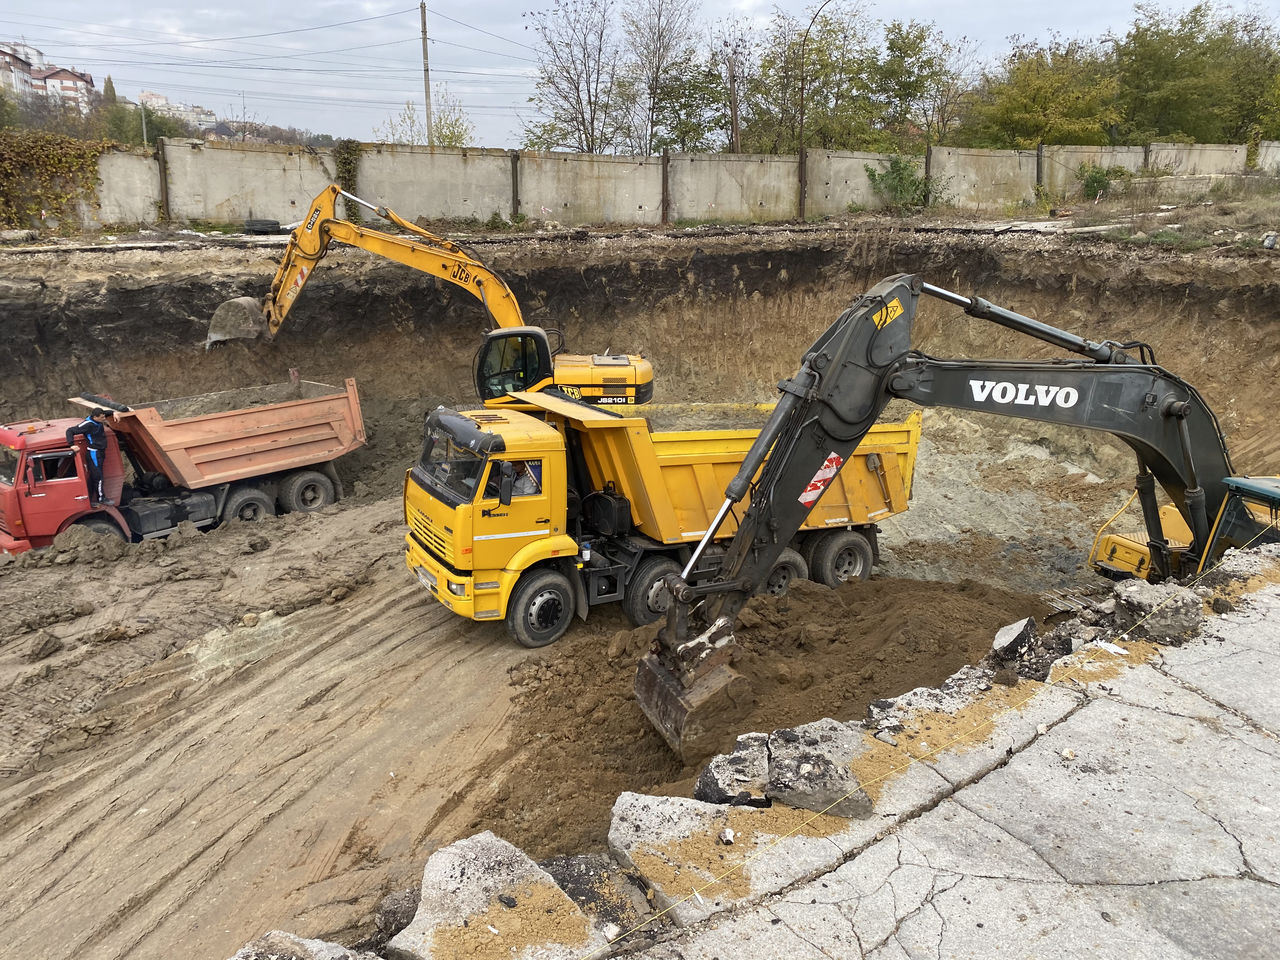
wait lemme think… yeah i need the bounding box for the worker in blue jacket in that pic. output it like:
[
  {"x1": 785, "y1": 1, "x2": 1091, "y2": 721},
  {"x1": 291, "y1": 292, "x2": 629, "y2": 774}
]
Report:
[{"x1": 66, "y1": 408, "x2": 113, "y2": 506}]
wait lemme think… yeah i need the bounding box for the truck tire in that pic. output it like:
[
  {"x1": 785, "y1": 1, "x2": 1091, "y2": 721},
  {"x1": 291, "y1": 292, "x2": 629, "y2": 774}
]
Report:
[
  {"x1": 222, "y1": 486, "x2": 276, "y2": 523},
  {"x1": 279, "y1": 470, "x2": 335, "y2": 513},
  {"x1": 506, "y1": 568, "x2": 574, "y2": 648},
  {"x1": 243, "y1": 218, "x2": 281, "y2": 234},
  {"x1": 809, "y1": 529, "x2": 874, "y2": 587},
  {"x1": 761, "y1": 547, "x2": 808, "y2": 596},
  {"x1": 623, "y1": 555, "x2": 681, "y2": 627},
  {"x1": 76, "y1": 517, "x2": 125, "y2": 540}
]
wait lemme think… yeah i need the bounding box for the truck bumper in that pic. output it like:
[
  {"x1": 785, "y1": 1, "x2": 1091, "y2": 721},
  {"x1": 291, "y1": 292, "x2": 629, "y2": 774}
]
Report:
[
  {"x1": 0, "y1": 530, "x2": 33, "y2": 555},
  {"x1": 404, "y1": 534, "x2": 502, "y2": 620}
]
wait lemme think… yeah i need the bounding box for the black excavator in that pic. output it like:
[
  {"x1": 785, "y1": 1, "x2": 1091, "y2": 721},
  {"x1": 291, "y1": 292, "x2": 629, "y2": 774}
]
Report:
[{"x1": 636, "y1": 273, "x2": 1280, "y2": 760}]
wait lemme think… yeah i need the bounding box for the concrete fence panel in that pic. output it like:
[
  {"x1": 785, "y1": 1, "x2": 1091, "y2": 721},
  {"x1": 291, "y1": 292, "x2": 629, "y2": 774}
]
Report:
[
  {"x1": 84, "y1": 147, "x2": 162, "y2": 227},
  {"x1": 807, "y1": 151, "x2": 907, "y2": 214},
  {"x1": 929, "y1": 147, "x2": 1037, "y2": 211},
  {"x1": 668, "y1": 153, "x2": 798, "y2": 222},
  {"x1": 1148, "y1": 142, "x2": 1246, "y2": 176},
  {"x1": 160, "y1": 139, "x2": 337, "y2": 223},
  {"x1": 358, "y1": 145, "x2": 512, "y2": 221},
  {"x1": 1041, "y1": 146, "x2": 1145, "y2": 197},
  {"x1": 519, "y1": 152, "x2": 662, "y2": 225},
  {"x1": 1258, "y1": 141, "x2": 1280, "y2": 174}
]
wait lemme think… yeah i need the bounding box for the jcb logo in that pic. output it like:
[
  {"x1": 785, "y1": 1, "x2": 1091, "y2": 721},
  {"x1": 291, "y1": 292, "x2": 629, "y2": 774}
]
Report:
[
  {"x1": 969, "y1": 380, "x2": 1079, "y2": 408},
  {"x1": 872, "y1": 298, "x2": 903, "y2": 329},
  {"x1": 560, "y1": 385, "x2": 582, "y2": 399}
]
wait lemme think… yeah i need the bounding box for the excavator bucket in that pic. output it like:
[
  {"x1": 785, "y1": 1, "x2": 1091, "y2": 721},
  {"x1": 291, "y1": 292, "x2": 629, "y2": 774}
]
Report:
[
  {"x1": 634, "y1": 653, "x2": 754, "y2": 763},
  {"x1": 206, "y1": 297, "x2": 268, "y2": 348}
]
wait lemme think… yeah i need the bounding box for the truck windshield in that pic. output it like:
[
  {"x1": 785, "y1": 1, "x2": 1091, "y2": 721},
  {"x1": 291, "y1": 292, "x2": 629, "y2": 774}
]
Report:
[
  {"x1": 418, "y1": 427, "x2": 488, "y2": 502},
  {"x1": 0, "y1": 446, "x2": 17, "y2": 485}
]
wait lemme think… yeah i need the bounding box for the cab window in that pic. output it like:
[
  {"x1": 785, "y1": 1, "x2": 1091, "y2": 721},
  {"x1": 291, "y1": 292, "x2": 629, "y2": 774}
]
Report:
[
  {"x1": 29, "y1": 451, "x2": 79, "y2": 483},
  {"x1": 479, "y1": 335, "x2": 545, "y2": 400},
  {"x1": 0, "y1": 446, "x2": 17, "y2": 485},
  {"x1": 482, "y1": 460, "x2": 543, "y2": 500}
]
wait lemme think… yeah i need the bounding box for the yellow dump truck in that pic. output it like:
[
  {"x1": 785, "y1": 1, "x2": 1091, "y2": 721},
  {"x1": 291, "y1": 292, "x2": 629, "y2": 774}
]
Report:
[{"x1": 402, "y1": 390, "x2": 920, "y2": 647}]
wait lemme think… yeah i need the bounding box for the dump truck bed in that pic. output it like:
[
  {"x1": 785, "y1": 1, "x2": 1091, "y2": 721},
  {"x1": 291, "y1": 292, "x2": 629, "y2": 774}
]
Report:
[
  {"x1": 83, "y1": 378, "x2": 366, "y2": 489},
  {"x1": 508, "y1": 392, "x2": 920, "y2": 544}
]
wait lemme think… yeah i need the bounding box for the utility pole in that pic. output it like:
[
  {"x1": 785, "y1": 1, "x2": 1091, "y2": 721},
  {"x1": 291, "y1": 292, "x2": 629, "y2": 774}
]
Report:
[
  {"x1": 420, "y1": 1, "x2": 434, "y2": 145},
  {"x1": 726, "y1": 41, "x2": 741, "y2": 154}
]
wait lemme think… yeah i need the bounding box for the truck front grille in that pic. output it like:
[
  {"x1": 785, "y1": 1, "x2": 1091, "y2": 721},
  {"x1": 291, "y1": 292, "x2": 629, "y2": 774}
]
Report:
[{"x1": 408, "y1": 504, "x2": 451, "y2": 562}]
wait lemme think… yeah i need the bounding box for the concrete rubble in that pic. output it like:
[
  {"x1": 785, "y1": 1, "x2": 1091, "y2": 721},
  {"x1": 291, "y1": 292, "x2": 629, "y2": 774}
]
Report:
[{"x1": 229, "y1": 544, "x2": 1280, "y2": 959}]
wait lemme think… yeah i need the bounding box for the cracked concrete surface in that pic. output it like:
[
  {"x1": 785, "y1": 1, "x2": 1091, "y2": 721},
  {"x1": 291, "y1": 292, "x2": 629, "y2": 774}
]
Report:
[{"x1": 635, "y1": 578, "x2": 1280, "y2": 960}]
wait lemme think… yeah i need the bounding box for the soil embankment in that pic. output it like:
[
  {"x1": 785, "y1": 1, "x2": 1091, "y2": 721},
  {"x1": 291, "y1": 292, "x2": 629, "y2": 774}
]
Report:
[{"x1": 0, "y1": 224, "x2": 1276, "y2": 959}]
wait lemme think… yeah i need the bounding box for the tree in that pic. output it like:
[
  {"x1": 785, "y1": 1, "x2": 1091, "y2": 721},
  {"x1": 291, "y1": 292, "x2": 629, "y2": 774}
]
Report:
[
  {"x1": 102, "y1": 76, "x2": 117, "y2": 106},
  {"x1": 651, "y1": 55, "x2": 728, "y2": 152},
  {"x1": 619, "y1": 0, "x2": 700, "y2": 154},
  {"x1": 1114, "y1": 3, "x2": 1280, "y2": 144},
  {"x1": 433, "y1": 85, "x2": 475, "y2": 146},
  {"x1": 871, "y1": 21, "x2": 960, "y2": 152},
  {"x1": 523, "y1": 0, "x2": 628, "y2": 153},
  {"x1": 958, "y1": 37, "x2": 1118, "y2": 148},
  {"x1": 375, "y1": 86, "x2": 474, "y2": 146}
]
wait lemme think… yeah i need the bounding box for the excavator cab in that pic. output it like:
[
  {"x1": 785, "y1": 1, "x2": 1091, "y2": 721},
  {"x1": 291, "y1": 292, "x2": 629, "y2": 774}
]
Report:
[{"x1": 474, "y1": 328, "x2": 557, "y2": 401}]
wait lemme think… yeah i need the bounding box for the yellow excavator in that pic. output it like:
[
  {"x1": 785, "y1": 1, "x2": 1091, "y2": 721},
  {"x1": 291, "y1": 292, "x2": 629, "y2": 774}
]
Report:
[{"x1": 208, "y1": 184, "x2": 654, "y2": 406}]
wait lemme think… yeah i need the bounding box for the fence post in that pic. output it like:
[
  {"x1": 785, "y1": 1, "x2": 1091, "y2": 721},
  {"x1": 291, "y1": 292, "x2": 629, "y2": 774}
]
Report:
[
  {"x1": 155, "y1": 137, "x2": 171, "y2": 224},
  {"x1": 798, "y1": 147, "x2": 807, "y2": 220},
  {"x1": 509, "y1": 150, "x2": 520, "y2": 221},
  {"x1": 661, "y1": 148, "x2": 670, "y2": 225},
  {"x1": 1036, "y1": 143, "x2": 1045, "y2": 191}
]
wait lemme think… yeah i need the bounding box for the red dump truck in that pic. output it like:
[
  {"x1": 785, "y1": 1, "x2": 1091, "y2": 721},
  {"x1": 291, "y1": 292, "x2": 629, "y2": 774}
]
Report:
[{"x1": 0, "y1": 377, "x2": 366, "y2": 554}]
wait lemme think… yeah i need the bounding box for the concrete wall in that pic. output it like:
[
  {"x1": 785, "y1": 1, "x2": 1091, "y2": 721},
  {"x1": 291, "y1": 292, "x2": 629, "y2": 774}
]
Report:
[
  {"x1": 86, "y1": 147, "x2": 162, "y2": 226},
  {"x1": 358, "y1": 145, "x2": 512, "y2": 221},
  {"x1": 70, "y1": 137, "x2": 1280, "y2": 230},
  {"x1": 807, "y1": 151, "x2": 908, "y2": 215},
  {"x1": 668, "y1": 153, "x2": 798, "y2": 222},
  {"x1": 1257, "y1": 141, "x2": 1280, "y2": 173},
  {"x1": 1041, "y1": 146, "x2": 1145, "y2": 197},
  {"x1": 929, "y1": 147, "x2": 1037, "y2": 211},
  {"x1": 519, "y1": 152, "x2": 662, "y2": 225},
  {"x1": 161, "y1": 139, "x2": 336, "y2": 223},
  {"x1": 1148, "y1": 142, "x2": 1247, "y2": 176}
]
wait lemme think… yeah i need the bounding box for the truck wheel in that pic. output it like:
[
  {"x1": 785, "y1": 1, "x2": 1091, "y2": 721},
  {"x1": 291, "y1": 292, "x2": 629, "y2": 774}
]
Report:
[
  {"x1": 762, "y1": 547, "x2": 808, "y2": 596},
  {"x1": 623, "y1": 555, "x2": 681, "y2": 627},
  {"x1": 76, "y1": 517, "x2": 125, "y2": 540},
  {"x1": 810, "y1": 529, "x2": 874, "y2": 587},
  {"x1": 222, "y1": 486, "x2": 276, "y2": 523},
  {"x1": 279, "y1": 470, "x2": 335, "y2": 513},
  {"x1": 506, "y1": 569, "x2": 574, "y2": 648}
]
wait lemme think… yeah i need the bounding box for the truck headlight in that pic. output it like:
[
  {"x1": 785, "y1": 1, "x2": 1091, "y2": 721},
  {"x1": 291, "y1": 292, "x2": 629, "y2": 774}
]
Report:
[{"x1": 447, "y1": 581, "x2": 467, "y2": 596}]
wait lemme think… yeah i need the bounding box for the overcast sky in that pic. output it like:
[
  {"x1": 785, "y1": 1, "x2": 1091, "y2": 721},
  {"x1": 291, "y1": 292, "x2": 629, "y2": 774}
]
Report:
[{"x1": 1, "y1": 1, "x2": 1205, "y2": 148}]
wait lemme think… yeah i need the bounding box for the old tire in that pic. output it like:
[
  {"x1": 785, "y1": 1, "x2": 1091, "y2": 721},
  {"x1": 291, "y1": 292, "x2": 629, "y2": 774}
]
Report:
[
  {"x1": 623, "y1": 555, "x2": 681, "y2": 627},
  {"x1": 506, "y1": 569, "x2": 574, "y2": 648},
  {"x1": 222, "y1": 486, "x2": 276, "y2": 523},
  {"x1": 761, "y1": 547, "x2": 808, "y2": 596},
  {"x1": 243, "y1": 218, "x2": 281, "y2": 234},
  {"x1": 810, "y1": 529, "x2": 874, "y2": 587},
  {"x1": 279, "y1": 470, "x2": 335, "y2": 513},
  {"x1": 76, "y1": 517, "x2": 125, "y2": 540}
]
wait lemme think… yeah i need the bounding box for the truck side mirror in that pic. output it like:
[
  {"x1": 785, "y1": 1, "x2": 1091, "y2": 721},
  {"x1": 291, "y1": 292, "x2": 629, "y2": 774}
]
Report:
[{"x1": 499, "y1": 461, "x2": 514, "y2": 506}]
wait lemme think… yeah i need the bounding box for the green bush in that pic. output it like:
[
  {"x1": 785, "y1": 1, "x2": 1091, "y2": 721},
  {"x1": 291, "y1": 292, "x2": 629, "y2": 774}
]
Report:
[{"x1": 864, "y1": 157, "x2": 931, "y2": 213}]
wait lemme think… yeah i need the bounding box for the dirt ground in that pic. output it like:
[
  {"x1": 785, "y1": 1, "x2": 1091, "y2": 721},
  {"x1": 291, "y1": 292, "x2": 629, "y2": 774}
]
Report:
[{"x1": 0, "y1": 220, "x2": 1276, "y2": 959}]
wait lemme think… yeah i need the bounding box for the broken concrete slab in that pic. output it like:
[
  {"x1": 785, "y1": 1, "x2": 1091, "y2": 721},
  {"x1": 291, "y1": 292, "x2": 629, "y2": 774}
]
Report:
[
  {"x1": 385, "y1": 831, "x2": 604, "y2": 960},
  {"x1": 991, "y1": 616, "x2": 1035, "y2": 659},
  {"x1": 766, "y1": 719, "x2": 873, "y2": 818},
  {"x1": 1112, "y1": 578, "x2": 1204, "y2": 641},
  {"x1": 956, "y1": 670, "x2": 1280, "y2": 885},
  {"x1": 230, "y1": 930, "x2": 381, "y2": 960},
  {"x1": 693, "y1": 732, "x2": 769, "y2": 806}
]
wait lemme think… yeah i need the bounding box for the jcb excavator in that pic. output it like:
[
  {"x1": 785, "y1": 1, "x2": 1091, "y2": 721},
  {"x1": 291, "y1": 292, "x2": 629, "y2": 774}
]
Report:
[
  {"x1": 636, "y1": 273, "x2": 1280, "y2": 760},
  {"x1": 208, "y1": 184, "x2": 654, "y2": 406}
]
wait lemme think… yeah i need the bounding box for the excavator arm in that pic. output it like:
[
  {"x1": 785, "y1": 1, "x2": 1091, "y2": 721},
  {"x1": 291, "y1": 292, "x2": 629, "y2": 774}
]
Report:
[
  {"x1": 208, "y1": 184, "x2": 522, "y2": 344},
  {"x1": 637, "y1": 273, "x2": 1237, "y2": 759}
]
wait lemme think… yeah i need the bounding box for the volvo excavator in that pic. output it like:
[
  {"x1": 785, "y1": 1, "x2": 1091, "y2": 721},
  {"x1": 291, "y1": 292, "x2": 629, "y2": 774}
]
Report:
[
  {"x1": 207, "y1": 184, "x2": 654, "y2": 406},
  {"x1": 636, "y1": 273, "x2": 1280, "y2": 760}
]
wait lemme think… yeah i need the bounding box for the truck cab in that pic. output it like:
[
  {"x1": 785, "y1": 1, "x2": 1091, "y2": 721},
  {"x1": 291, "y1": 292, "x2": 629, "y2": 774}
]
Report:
[
  {"x1": 403, "y1": 406, "x2": 579, "y2": 627},
  {"x1": 0, "y1": 419, "x2": 125, "y2": 553}
]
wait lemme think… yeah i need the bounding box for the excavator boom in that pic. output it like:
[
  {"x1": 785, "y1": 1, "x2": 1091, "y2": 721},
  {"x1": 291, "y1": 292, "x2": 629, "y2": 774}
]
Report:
[{"x1": 637, "y1": 273, "x2": 1243, "y2": 759}]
